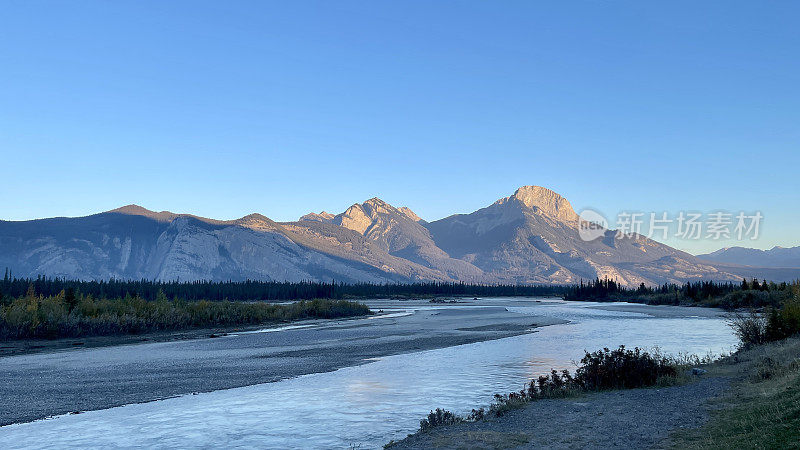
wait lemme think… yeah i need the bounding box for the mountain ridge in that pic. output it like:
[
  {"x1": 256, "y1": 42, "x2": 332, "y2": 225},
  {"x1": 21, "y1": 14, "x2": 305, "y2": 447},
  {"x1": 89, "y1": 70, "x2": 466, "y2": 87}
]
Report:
[
  {"x1": 2, "y1": 186, "x2": 797, "y2": 285},
  {"x1": 698, "y1": 245, "x2": 800, "y2": 268}
]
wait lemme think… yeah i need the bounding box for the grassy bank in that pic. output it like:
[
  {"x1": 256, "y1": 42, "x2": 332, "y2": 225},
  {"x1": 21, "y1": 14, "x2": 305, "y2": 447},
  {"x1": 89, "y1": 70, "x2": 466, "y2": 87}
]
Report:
[
  {"x1": 0, "y1": 287, "x2": 371, "y2": 340},
  {"x1": 670, "y1": 336, "x2": 800, "y2": 448}
]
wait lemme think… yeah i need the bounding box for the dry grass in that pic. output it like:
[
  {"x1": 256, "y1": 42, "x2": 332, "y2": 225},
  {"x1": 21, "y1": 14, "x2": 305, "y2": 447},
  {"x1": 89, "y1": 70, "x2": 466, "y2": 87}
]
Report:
[
  {"x1": 385, "y1": 431, "x2": 529, "y2": 449},
  {"x1": 670, "y1": 337, "x2": 800, "y2": 449},
  {"x1": 431, "y1": 431, "x2": 530, "y2": 449}
]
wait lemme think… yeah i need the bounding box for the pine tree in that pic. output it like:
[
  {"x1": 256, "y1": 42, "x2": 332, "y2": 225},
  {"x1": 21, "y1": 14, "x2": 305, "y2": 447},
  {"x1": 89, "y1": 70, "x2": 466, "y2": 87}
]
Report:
[{"x1": 65, "y1": 288, "x2": 77, "y2": 312}]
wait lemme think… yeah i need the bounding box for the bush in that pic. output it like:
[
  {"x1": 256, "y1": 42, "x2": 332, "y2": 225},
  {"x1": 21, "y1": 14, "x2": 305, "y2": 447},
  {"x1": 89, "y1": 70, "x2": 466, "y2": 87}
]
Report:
[
  {"x1": 730, "y1": 312, "x2": 769, "y2": 348},
  {"x1": 729, "y1": 295, "x2": 800, "y2": 349},
  {"x1": 765, "y1": 298, "x2": 800, "y2": 342},
  {"x1": 417, "y1": 346, "x2": 681, "y2": 430},
  {"x1": 419, "y1": 408, "x2": 463, "y2": 431},
  {"x1": 488, "y1": 347, "x2": 678, "y2": 416},
  {"x1": 575, "y1": 346, "x2": 677, "y2": 390}
]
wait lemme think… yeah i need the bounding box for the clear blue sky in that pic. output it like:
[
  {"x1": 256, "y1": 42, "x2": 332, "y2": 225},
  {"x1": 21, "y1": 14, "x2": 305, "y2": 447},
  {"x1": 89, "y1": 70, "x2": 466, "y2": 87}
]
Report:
[{"x1": 2, "y1": 1, "x2": 798, "y2": 254}]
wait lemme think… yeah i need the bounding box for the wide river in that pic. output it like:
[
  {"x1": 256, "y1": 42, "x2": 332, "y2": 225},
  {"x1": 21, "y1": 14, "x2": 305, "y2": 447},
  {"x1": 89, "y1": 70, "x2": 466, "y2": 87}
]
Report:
[{"x1": 0, "y1": 298, "x2": 737, "y2": 449}]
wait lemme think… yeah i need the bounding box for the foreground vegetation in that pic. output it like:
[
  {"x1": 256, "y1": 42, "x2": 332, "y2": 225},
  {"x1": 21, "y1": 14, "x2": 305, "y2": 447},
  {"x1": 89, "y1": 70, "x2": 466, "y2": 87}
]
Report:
[
  {"x1": 416, "y1": 345, "x2": 688, "y2": 432},
  {"x1": 403, "y1": 338, "x2": 800, "y2": 449},
  {"x1": 0, "y1": 286, "x2": 371, "y2": 340},
  {"x1": 671, "y1": 336, "x2": 800, "y2": 449},
  {"x1": 730, "y1": 298, "x2": 800, "y2": 349},
  {"x1": 672, "y1": 287, "x2": 800, "y2": 447}
]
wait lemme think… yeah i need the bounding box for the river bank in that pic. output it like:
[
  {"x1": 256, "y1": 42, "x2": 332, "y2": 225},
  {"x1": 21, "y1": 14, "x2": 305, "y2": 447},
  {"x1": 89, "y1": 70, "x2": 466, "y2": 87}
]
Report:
[
  {"x1": 388, "y1": 337, "x2": 800, "y2": 449},
  {"x1": 0, "y1": 314, "x2": 363, "y2": 357},
  {"x1": 389, "y1": 377, "x2": 728, "y2": 449}
]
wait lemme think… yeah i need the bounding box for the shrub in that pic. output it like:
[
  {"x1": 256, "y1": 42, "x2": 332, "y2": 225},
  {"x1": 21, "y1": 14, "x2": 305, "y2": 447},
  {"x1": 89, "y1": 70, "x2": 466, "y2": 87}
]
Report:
[
  {"x1": 730, "y1": 311, "x2": 768, "y2": 349},
  {"x1": 416, "y1": 345, "x2": 681, "y2": 431},
  {"x1": 729, "y1": 294, "x2": 800, "y2": 349},
  {"x1": 419, "y1": 408, "x2": 463, "y2": 431},
  {"x1": 765, "y1": 298, "x2": 800, "y2": 342},
  {"x1": 488, "y1": 347, "x2": 677, "y2": 415},
  {"x1": 575, "y1": 346, "x2": 678, "y2": 390}
]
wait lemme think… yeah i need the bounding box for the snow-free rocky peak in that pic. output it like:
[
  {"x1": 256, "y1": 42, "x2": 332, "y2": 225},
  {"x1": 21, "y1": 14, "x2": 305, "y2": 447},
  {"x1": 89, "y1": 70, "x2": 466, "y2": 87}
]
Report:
[
  {"x1": 330, "y1": 198, "x2": 415, "y2": 233},
  {"x1": 333, "y1": 197, "x2": 408, "y2": 235},
  {"x1": 300, "y1": 198, "x2": 424, "y2": 231},
  {"x1": 507, "y1": 185, "x2": 579, "y2": 223}
]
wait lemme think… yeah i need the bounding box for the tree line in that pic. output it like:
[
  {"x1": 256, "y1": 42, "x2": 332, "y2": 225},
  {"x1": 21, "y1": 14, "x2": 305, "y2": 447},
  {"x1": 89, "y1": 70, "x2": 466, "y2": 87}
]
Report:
[
  {"x1": 563, "y1": 277, "x2": 797, "y2": 309},
  {"x1": 0, "y1": 270, "x2": 566, "y2": 303}
]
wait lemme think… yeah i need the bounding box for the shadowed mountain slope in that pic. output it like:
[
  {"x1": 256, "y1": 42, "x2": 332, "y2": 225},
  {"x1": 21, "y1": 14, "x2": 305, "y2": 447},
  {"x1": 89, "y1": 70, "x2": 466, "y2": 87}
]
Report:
[{"x1": 0, "y1": 209, "x2": 407, "y2": 283}]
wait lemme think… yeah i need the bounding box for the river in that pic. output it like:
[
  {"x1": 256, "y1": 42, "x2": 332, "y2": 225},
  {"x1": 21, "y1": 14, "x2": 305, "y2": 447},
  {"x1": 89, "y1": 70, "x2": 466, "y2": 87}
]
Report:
[{"x1": 0, "y1": 298, "x2": 737, "y2": 449}]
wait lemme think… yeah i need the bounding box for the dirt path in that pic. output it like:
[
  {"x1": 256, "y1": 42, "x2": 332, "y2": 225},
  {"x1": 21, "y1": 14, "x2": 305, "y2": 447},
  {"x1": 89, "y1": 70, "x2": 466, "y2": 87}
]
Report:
[{"x1": 389, "y1": 376, "x2": 729, "y2": 449}]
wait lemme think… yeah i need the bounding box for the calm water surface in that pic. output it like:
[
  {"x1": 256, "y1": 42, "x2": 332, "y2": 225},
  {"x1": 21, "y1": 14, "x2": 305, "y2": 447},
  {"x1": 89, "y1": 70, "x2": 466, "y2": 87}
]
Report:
[{"x1": 0, "y1": 299, "x2": 737, "y2": 449}]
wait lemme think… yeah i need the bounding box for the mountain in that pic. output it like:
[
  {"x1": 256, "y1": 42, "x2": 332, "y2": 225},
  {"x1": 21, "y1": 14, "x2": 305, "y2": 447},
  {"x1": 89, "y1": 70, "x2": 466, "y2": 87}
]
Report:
[
  {"x1": 425, "y1": 186, "x2": 736, "y2": 286},
  {"x1": 323, "y1": 198, "x2": 482, "y2": 281},
  {"x1": 2, "y1": 186, "x2": 797, "y2": 285},
  {"x1": 698, "y1": 246, "x2": 800, "y2": 268},
  {"x1": 0, "y1": 206, "x2": 408, "y2": 283}
]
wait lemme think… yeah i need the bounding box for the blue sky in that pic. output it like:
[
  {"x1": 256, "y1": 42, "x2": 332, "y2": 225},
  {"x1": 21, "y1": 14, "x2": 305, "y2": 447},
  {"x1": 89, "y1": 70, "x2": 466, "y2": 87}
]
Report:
[{"x1": 2, "y1": 1, "x2": 798, "y2": 254}]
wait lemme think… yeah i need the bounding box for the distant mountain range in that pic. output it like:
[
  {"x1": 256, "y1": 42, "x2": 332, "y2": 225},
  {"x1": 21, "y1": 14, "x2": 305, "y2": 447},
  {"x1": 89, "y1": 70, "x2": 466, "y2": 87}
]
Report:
[
  {"x1": 698, "y1": 246, "x2": 800, "y2": 269},
  {"x1": 2, "y1": 186, "x2": 797, "y2": 286}
]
